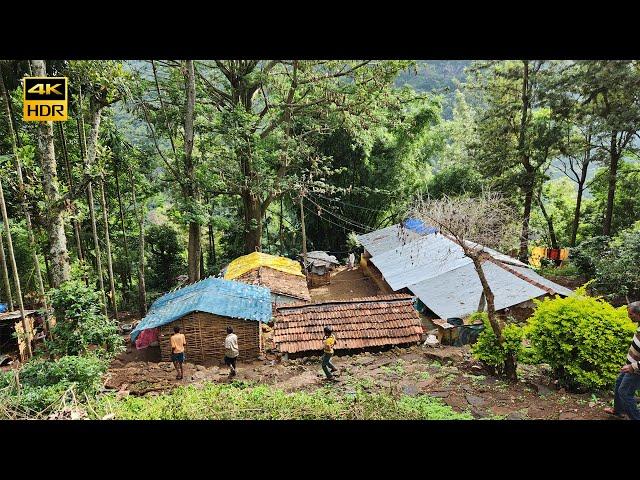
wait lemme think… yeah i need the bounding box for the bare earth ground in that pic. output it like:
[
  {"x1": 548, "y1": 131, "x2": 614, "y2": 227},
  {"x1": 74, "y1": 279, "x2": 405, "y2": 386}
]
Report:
[{"x1": 105, "y1": 266, "x2": 613, "y2": 420}]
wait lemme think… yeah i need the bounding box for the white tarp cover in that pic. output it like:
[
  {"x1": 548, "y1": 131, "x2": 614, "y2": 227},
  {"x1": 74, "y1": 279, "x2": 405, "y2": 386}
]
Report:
[
  {"x1": 408, "y1": 261, "x2": 548, "y2": 319},
  {"x1": 369, "y1": 234, "x2": 472, "y2": 291}
]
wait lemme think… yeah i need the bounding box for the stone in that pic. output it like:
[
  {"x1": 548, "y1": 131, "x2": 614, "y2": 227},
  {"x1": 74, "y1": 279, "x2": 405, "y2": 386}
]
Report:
[
  {"x1": 429, "y1": 390, "x2": 451, "y2": 398},
  {"x1": 423, "y1": 348, "x2": 464, "y2": 365},
  {"x1": 558, "y1": 412, "x2": 580, "y2": 420},
  {"x1": 196, "y1": 365, "x2": 206, "y2": 371},
  {"x1": 402, "y1": 384, "x2": 419, "y2": 396},
  {"x1": 465, "y1": 394, "x2": 486, "y2": 407},
  {"x1": 506, "y1": 412, "x2": 526, "y2": 420}
]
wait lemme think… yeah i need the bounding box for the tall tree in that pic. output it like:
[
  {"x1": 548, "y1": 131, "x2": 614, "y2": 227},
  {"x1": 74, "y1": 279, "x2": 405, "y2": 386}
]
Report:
[{"x1": 30, "y1": 60, "x2": 70, "y2": 287}]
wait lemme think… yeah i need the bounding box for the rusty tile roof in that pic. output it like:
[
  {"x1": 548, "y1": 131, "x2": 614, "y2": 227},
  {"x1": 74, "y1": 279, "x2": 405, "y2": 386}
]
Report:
[
  {"x1": 236, "y1": 267, "x2": 311, "y2": 301},
  {"x1": 273, "y1": 294, "x2": 423, "y2": 354}
]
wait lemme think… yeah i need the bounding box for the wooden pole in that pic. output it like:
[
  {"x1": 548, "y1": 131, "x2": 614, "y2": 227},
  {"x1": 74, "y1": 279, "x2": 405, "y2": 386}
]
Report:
[
  {"x1": 0, "y1": 176, "x2": 32, "y2": 359},
  {"x1": 0, "y1": 229, "x2": 13, "y2": 311},
  {"x1": 299, "y1": 193, "x2": 307, "y2": 269},
  {"x1": 99, "y1": 178, "x2": 118, "y2": 319}
]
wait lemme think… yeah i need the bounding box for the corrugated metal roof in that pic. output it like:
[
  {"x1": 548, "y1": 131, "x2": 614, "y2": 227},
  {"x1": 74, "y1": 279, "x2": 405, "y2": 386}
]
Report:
[
  {"x1": 408, "y1": 261, "x2": 548, "y2": 319},
  {"x1": 404, "y1": 217, "x2": 438, "y2": 235},
  {"x1": 370, "y1": 233, "x2": 472, "y2": 291},
  {"x1": 508, "y1": 265, "x2": 573, "y2": 296},
  {"x1": 130, "y1": 277, "x2": 272, "y2": 342},
  {"x1": 0, "y1": 310, "x2": 37, "y2": 322},
  {"x1": 356, "y1": 224, "x2": 422, "y2": 257}
]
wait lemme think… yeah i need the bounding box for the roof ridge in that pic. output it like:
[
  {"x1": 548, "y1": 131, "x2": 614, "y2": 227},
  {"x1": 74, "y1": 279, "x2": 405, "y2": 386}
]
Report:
[
  {"x1": 275, "y1": 294, "x2": 414, "y2": 312},
  {"x1": 487, "y1": 258, "x2": 556, "y2": 295}
]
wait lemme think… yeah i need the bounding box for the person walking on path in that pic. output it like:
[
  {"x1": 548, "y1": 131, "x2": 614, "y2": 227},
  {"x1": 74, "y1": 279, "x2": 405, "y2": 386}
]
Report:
[
  {"x1": 347, "y1": 252, "x2": 355, "y2": 270},
  {"x1": 321, "y1": 326, "x2": 339, "y2": 381},
  {"x1": 605, "y1": 301, "x2": 640, "y2": 419},
  {"x1": 224, "y1": 326, "x2": 239, "y2": 378},
  {"x1": 170, "y1": 326, "x2": 186, "y2": 380}
]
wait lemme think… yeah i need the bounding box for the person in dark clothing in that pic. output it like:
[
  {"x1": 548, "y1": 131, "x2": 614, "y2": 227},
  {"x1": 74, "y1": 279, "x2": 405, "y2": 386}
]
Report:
[{"x1": 605, "y1": 301, "x2": 640, "y2": 419}]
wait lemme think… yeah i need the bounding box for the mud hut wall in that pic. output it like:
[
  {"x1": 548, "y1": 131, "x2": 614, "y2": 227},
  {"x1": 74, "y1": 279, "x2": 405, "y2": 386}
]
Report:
[
  {"x1": 360, "y1": 256, "x2": 395, "y2": 294},
  {"x1": 159, "y1": 312, "x2": 261, "y2": 363}
]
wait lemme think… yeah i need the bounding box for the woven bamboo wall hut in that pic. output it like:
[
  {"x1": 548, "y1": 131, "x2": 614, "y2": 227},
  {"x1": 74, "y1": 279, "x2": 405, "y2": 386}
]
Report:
[
  {"x1": 130, "y1": 277, "x2": 272, "y2": 365},
  {"x1": 158, "y1": 312, "x2": 261, "y2": 363}
]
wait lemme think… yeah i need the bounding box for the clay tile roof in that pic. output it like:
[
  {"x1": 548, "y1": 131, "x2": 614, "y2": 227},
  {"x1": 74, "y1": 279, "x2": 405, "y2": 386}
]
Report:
[
  {"x1": 273, "y1": 294, "x2": 423, "y2": 354},
  {"x1": 236, "y1": 266, "x2": 311, "y2": 302}
]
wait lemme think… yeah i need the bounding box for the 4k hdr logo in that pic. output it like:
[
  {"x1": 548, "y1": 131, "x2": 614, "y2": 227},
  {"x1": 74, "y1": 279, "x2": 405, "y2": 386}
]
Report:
[{"x1": 23, "y1": 77, "x2": 68, "y2": 121}]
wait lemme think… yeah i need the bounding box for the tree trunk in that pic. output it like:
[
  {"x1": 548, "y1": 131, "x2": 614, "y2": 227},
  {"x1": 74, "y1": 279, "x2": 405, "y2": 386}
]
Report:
[
  {"x1": 518, "y1": 176, "x2": 534, "y2": 263},
  {"x1": 0, "y1": 177, "x2": 32, "y2": 358},
  {"x1": 2, "y1": 64, "x2": 49, "y2": 332},
  {"x1": 57, "y1": 122, "x2": 84, "y2": 263},
  {"x1": 82, "y1": 91, "x2": 107, "y2": 314},
  {"x1": 537, "y1": 194, "x2": 558, "y2": 250},
  {"x1": 603, "y1": 131, "x2": 619, "y2": 237},
  {"x1": 517, "y1": 60, "x2": 532, "y2": 264},
  {"x1": 279, "y1": 196, "x2": 284, "y2": 255},
  {"x1": 299, "y1": 194, "x2": 307, "y2": 265},
  {"x1": 113, "y1": 157, "x2": 132, "y2": 299},
  {"x1": 30, "y1": 60, "x2": 70, "y2": 288},
  {"x1": 184, "y1": 60, "x2": 200, "y2": 282},
  {"x1": 0, "y1": 231, "x2": 13, "y2": 311},
  {"x1": 470, "y1": 255, "x2": 517, "y2": 382},
  {"x1": 129, "y1": 165, "x2": 146, "y2": 317},
  {"x1": 243, "y1": 193, "x2": 263, "y2": 254},
  {"x1": 570, "y1": 157, "x2": 590, "y2": 247},
  {"x1": 99, "y1": 179, "x2": 118, "y2": 318}
]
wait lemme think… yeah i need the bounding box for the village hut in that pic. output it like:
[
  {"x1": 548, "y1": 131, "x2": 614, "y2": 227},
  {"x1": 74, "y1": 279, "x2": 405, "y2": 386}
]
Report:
[
  {"x1": 130, "y1": 277, "x2": 272, "y2": 364},
  {"x1": 299, "y1": 251, "x2": 340, "y2": 287},
  {"x1": 273, "y1": 294, "x2": 423, "y2": 356},
  {"x1": 356, "y1": 219, "x2": 573, "y2": 323},
  {"x1": 0, "y1": 309, "x2": 38, "y2": 360},
  {"x1": 224, "y1": 251, "x2": 310, "y2": 304}
]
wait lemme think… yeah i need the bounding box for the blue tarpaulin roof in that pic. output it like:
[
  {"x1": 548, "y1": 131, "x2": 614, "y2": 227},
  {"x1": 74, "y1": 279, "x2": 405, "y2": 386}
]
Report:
[
  {"x1": 403, "y1": 218, "x2": 438, "y2": 235},
  {"x1": 130, "y1": 277, "x2": 272, "y2": 342}
]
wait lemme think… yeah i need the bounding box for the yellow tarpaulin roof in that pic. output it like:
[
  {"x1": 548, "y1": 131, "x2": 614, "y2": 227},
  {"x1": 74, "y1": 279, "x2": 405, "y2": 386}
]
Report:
[{"x1": 224, "y1": 252, "x2": 305, "y2": 280}]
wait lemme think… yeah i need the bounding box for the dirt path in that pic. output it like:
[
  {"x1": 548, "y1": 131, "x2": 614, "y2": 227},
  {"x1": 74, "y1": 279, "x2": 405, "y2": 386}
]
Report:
[
  {"x1": 308, "y1": 266, "x2": 380, "y2": 302},
  {"x1": 105, "y1": 343, "x2": 612, "y2": 419}
]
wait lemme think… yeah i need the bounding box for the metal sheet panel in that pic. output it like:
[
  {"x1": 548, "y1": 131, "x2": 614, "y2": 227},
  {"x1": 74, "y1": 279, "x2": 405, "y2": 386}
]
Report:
[
  {"x1": 370, "y1": 234, "x2": 472, "y2": 291},
  {"x1": 408, "y1": 261, "x2": 548, "y2": 319},
  {"x1": 131, "y1": 277, "x2": 272, "y2": 342},
  {"x1": 356, "y1": 224, "x2": 422, "y2": 257},
  {"x1": 509, "y1": 266, "x2": 573, "y2": 296}
]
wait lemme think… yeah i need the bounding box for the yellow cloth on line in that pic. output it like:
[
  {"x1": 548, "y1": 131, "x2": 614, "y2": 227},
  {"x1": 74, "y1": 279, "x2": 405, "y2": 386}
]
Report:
[{"x1": 224, "y1": 251, "x2": 305, "y2": 280}]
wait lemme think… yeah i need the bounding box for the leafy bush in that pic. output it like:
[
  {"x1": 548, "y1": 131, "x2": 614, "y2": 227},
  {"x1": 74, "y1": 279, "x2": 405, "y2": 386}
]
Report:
[
  {"x1": 18, "y1": 355, "x2": 107, "y2": 394},
  {"x1": 471, "y1": 312, "x2": 523, "y2": 374},
  {"x1": 571, "y1": 235, "x2": 611, "y2": 278},
  {"x1": 526, "y1": 288, "x2": 636, "y2": 391},
  {"x1": 46, "y1": 280, "x2": 123, "y2": 358},
  {"x1": 0, "y1": 354, "x2": 108, "y2": 415},
  {"x1": 592, "y1": 229, "x2": 640, "y2": 301}
]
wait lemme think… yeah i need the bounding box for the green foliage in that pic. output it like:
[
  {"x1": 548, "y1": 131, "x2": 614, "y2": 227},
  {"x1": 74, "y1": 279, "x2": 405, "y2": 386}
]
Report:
[
  {"x1": 91, "y1": 382, "x2": 472, "y2": 420},
  {"x1": 426, "y1": 164, "x2": 483, "y2": 199},
  {"x1": 526, "y1": 288, "x2": 636, "y2": 391},
  {"x1": 46, "y1": 280, "x2": 123, "y2": 359},
  {"x1": 572, "y1": 226, "x2": 640, "y2": 301},
  {"x1": 146, "y1": 224, "x2": 185, "y2": 292},
  {"x1": 471, "y1": 312, "x2": 524, "y2": 374},
  {"x1": 571, "y1": 235, "x2": 611, "y2": 278},
  {"x1": 0, "y1": 354, "x2": 108, "y2": 414}
]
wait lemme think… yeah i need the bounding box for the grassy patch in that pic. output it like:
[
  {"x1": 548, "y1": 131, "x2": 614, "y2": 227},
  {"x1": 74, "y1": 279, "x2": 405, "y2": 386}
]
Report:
[{"x1": 91, "y1": 381, "x2": 472, "y2": 420}]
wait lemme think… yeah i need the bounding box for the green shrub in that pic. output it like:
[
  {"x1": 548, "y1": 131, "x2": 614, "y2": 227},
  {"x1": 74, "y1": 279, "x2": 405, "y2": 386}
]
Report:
[
  {"x1": 91, "y1": 382, "x2": 472, "y2": 420},
  {"x1": 526, "y1": 288, "x2": 636, "y2": 391},
  {"x1": 0, "y1": 354, "x2": 108, "y2": 417},
  {"x1": 571, "y1": 236, "x2": 611, "y2": 278},
  {"x1": 471, "y1": 312, "x2": 523, "y2": 374},
  {"x1": 46, "y1": 280, "x2": 123, "y2": 358}
]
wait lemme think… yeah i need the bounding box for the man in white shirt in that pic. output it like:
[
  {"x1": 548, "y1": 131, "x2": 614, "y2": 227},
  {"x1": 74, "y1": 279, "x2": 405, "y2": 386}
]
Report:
[{"x1": 224, "y1": 326, "x2": 239, "y2": 378}]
